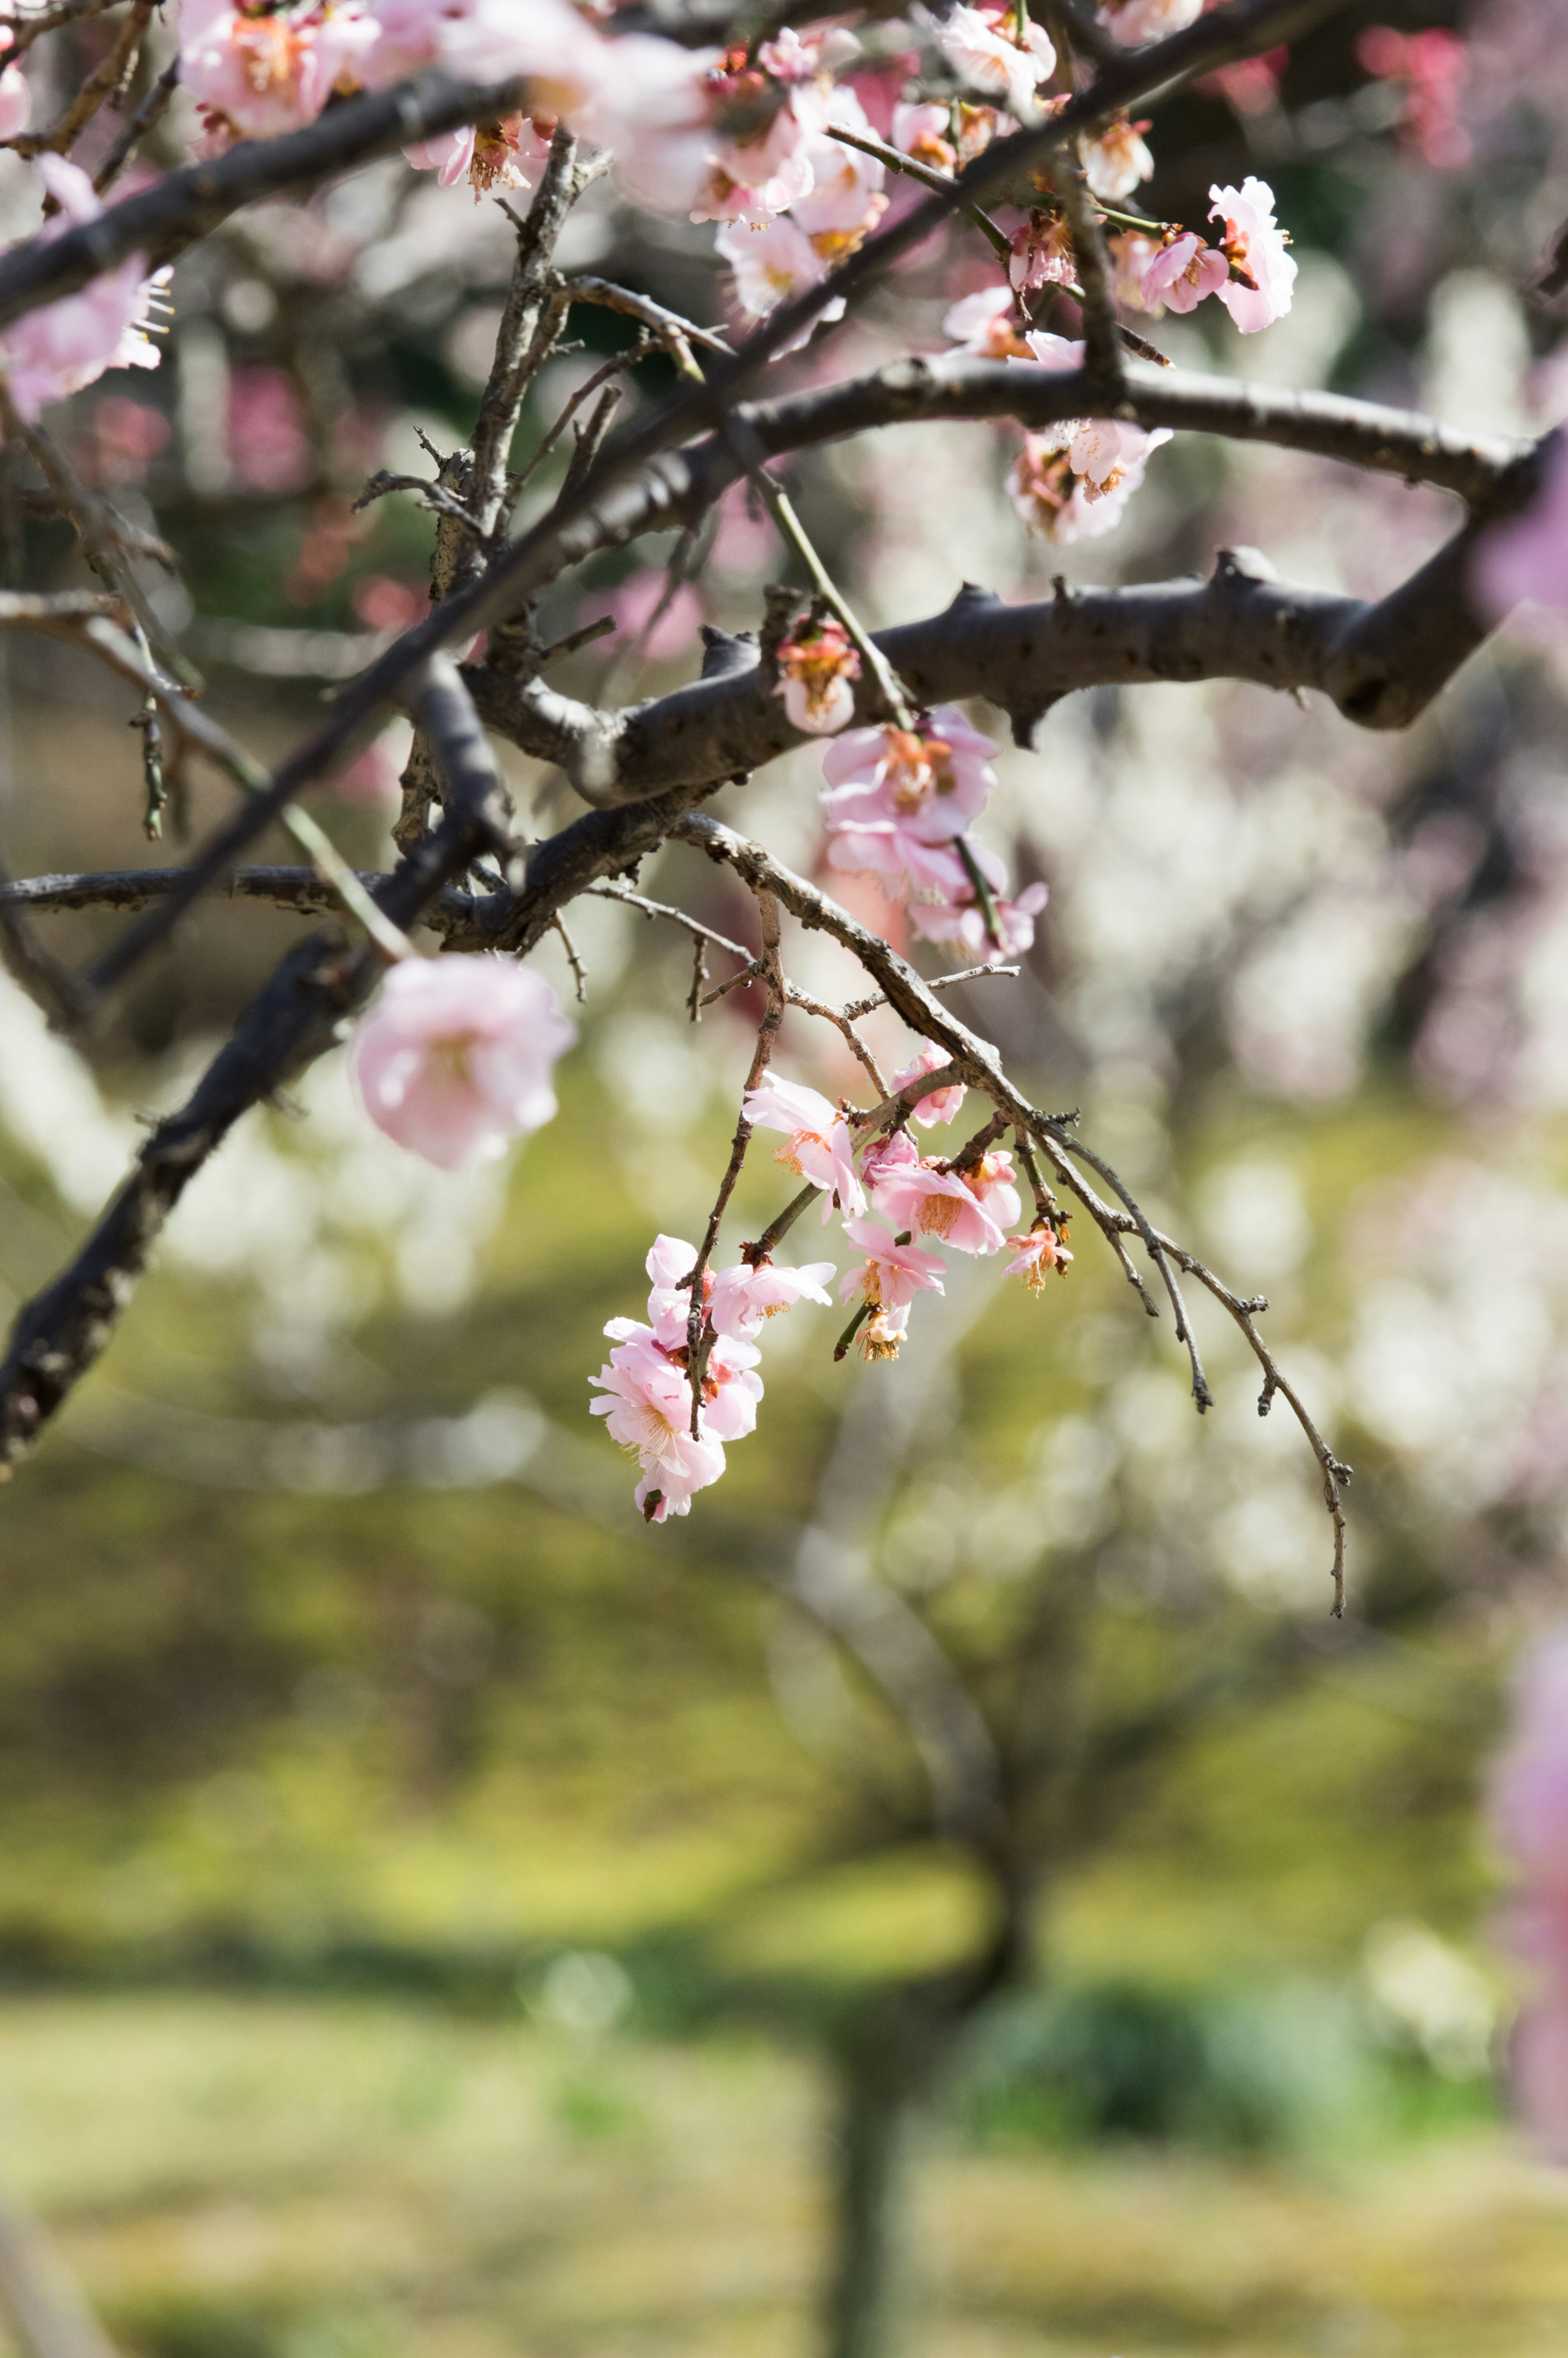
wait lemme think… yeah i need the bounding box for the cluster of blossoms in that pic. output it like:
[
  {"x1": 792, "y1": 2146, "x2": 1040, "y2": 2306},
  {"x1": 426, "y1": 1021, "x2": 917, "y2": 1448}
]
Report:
[
  {"x1": 1139, "y1": 176, "x2": 1296, "y2": 333},
  {"x1": 590, "y1": 1056, "x2": 1069, "y2": 1520},
  {"x1": 1492, "y1": 1629, "x2": 1568, "y2": 2156}
]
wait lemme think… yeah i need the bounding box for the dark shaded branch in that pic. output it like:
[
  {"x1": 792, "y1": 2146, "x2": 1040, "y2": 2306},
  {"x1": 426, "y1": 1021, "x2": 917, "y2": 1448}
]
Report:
[{"x1": 0, "y1": 67, "x2": 541, "y2": 331}]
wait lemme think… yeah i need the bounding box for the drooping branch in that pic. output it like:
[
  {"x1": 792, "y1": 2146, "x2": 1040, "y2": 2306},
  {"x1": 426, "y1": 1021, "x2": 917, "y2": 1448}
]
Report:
[{"x1": 0, "y1": 664, "x2": 516, "y2": 1475}]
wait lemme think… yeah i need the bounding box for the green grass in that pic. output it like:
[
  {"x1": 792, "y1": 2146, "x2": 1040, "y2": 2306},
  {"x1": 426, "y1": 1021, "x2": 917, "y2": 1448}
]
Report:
[{"x1": 1, "y1": 1994, "x2": 1565, "y2": 2358}]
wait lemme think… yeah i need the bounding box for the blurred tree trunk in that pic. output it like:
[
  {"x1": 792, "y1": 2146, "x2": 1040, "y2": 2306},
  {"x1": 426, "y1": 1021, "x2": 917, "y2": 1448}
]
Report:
[{"x1": 824, "y1": 2049, "x2": 910, "y2": 2358}]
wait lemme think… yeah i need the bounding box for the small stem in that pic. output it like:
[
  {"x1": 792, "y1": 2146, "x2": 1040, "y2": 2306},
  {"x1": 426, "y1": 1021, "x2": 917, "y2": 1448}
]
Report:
[
  {"x1": 746, "y1": 1181, "x2": 821, "y2": 1263},
  {"x1": 953, "y1": 834, "x2": 1005, "y2": 955},
  {"x1": 833, "y1": 1300, "x2": 873, "y2": 1362}
]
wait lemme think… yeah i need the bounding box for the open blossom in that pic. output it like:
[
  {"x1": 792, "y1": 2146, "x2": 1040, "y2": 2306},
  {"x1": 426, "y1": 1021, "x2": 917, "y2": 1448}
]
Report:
[
  {"x1": 1097, "y1": 0, "x2": 1203, "y2": 45},
  {"x1": 585, "y1": 34, "x2": 720, "y2": 211},
  {"x1": 1005, "y1": 1221, "x2": 1073, "y2": 1291},
  {"x1": 791, "y1": 104, "x2": 888, "y2": 254},
  {"x1": 1006, "y1": 428, "x2": 1159, "y2": 546},
  {"x1": 866, "y1": 1129, "x2": 1014, "y2": 1255},
  {"x1": 1208, "y1": 178, "x2": 1295, "y2": 332},
  {"x1": 1080, "y1": 114, "x2": 1154, "y2": 202},
  {"x1": 937, "y1": 4, "x2": 1055, "y2": 121},
  {"x1": 0, "y1": 158, "x2": 168, "y2": 423},
  {"x1": 1142, "y1": 230, "x2": 1229, "y2": 314},
  {"x1": 1020, "y1": 330, "x2": 1172, "y2": 493},
  {"x1": 181, "y1": 0, "x2": 380, "y2": 146},
  {"x1": 590, "y1": 1334, "x2": 729, "y2": 1521},
  {"x1": 363, "y1": 0, "x2": 605, "y2": 111},
  {"x1": 943, "y1": 283, "x2": 1031, "y2": 359},
  {"x1": 349, "y1": 954, "x2": 575, "y2": 1171},
  {"x1": 710, "y1": 1255, "x2": 835, "y2": 1339},
  {"x1": 891, "y1": 1042, "x2": 967, "y2": 1129},
  {"x1": 838, "y1": 1215, "x2": 946, "y2": 1330},
  {"x1": 1472, "y1": 438, "x2": 1568, "y2": 626},
  {"x1": 821, "y1": 709, "x2": 997, "y2": 848},
  {"x1": 906, "y1": 838, "x2": 1049, "y2": 965},
  {"x1": 716, "y1": 215, "x2": 844, "y2": 349},
  {"x1": 774, "y1": 616, "x2": 861, "y2": 735},
  {"x1": 893, "y1": 99, "x2": 956, "y2": 172},
  {"x1": 405, "y1": 114, "x2": 555, "y2": 196},
  {"x1": 1491, "y1": 1628, "x2": 1568, "y2": 2155},
  {"x1": 744, "y1": 1076, "x2": 866, "y2": 1217}
]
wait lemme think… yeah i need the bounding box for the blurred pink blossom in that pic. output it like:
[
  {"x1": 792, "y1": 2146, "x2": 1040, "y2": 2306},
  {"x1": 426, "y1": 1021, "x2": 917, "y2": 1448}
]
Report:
[
  {"x1": 0, "y1": 32, "x2": 29, "y2": 140},
  {"x1": 350, "y1": 954, "x2": 575, "y2": 1170},
  {"x1": 1080, "y1": 114, "x2": 1154, "y2": 202},
  {"x1": 0, "y1": 158, "x2": 167, "y2": 422},
  {"x1": 229, "y1": 368, "x2": 311, "y2": 493},
  {"x1": 335, "y1": 720, "x2": 410, "y2": 808},
  {"x1": 717, "y1": 215, "x2": 844, "y2": 349},
  {"x1": 1472, "y1": 439, "x2": 1568, "y2": 625},
  {"x1": 181, "y1": 0, "x2": 379, "y2": 145},
  {"x1": 1358, "y1": 25, "x2": 1471, "y2": 169},
  {"x1": 1492, "y1": 1627, "x2": 1568, "y2": 2155},
  {"x1": 352, "y1": 575, "x2": 425, "y2": 632},
  {"x1": 936, "y1": 4, "x2": 1054, "y2": 118},
  {"x1": 607, "y1": 571, "x2": 704, "y2": 663},
  {"x1": 1098, "y1": 0, "x2": 1203, "y2": 46}
]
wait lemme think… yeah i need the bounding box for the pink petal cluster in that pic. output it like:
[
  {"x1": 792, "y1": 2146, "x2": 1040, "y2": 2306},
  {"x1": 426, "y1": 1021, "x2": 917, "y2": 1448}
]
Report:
[
  {"x1": 1140, "y1": 180, "x2": 1295, "y2": 333},
  {"x1": 790, "y1": 88, "x2": 888, "y2": 255},
  {"x1": 942, "y1": 283, "x2": 1032, "y2": 359},
  {"x1": 405, "y1": 114, "x2": 555, "y2": 198},
  {"x1": 906, "y1": 841, "x2": 1049, "y2": 965},
  {"x1": 181, "y1": 0, "x2": 381, "y2": 146},
  {"x1": 936, "y1": 4, "x2": 1056, "y2": 120},
  {"x1": 1491, "y1": 1628, "x2": 1568, "y2": 2155},
  {"x1": 716, "y1": 214, "x2": 844, "y2": 348},
  {"x1": 349, "y1": 953, "x2": 575, "y2": 1171},
  {"x1": 1356, "y1": 25, "x2": 1471, "y2": 171},
  {"x1": 890, "y1": 1041, "x2": 967, "y2": 1130},
  {"x1": 838, "y1": 1213, "x2": 946, "y2": 1353},
  {"x1": 1079, "y1": 113, "x2": 1154, "y2": 203},
  {"x1": 0, "y1": 158, "x2": 168, "y2": 423},
  {"x1": 1004, "y1": 1221, "x2": 1073, "y2": 1290},
  {"x1": 893, "y1": 99, "x2": 956, "y2": 173},
  {"x1": 1471, "y1": 439, "x2": 1568, "y2": 628},
  {"x1": 866, "y1": 1128, "x2": 1020, "y2": 1254},
  {"x1": 590, "y1": 1228, "x2": 831, "y2": 1518},
  {"x1": 820, "y1": 709, "x2": 998, "y2": 894},
  {"x1": 1018, "y1": 330, "x2": 1173, "y2": 499},
  {"x1": 1096, "y1": 0, "x2": 1203, "y2": 47},
  {"x1": 744, "y1": 1076, "x2": 866, "y2": 1217},
  {"x1": 1009, "y1": 209, "x2": 1077, "y2": 297},
  {"x1": 774, "y1": 615, "x2": 862, "y2": 735}
]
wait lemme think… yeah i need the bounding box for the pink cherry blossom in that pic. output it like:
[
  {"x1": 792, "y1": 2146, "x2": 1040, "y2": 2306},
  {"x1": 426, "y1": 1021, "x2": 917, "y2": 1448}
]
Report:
[
  {"x1": 349, "y1": 953, "x2": 575, "y2": 1171},
  {"x1": 1097, "y1": 0, "x2": 1203, "y2": 46},
  {"x1": 838, "y1": 1216, "x2": 947, "y2": 1331},
  {"x1": 1473, "y1": 438, "x2": 1568, "y2": 625},
  {"x1": 710, "y1": 52, "x2": 827, "y2": 192},
  {"x1": 405, "y1": 115, "x2": 554, "y2": 197},
  {"x1": 866, "y1": 1129, "x2": 1010, "y2": 1255},
  {"x1": 893, "y1": 100, "x2": 956, "y2": 172},
  {"x1": 589, "y1": 1327, "x2": 728, "y2": 1522},
  {"x1": 0, "y1": 158, "x2": 167, "y2": 423},
  {"x1": 584, "y1": 34, "x2": 721, "y2": 213},
  {"x1": 774, "y1": 615, "x2": 861, "y2": 734},
  {"x1": 692, "y1": 152, "x2": 813, "y2": 223},
  {"x1": 937, "y1": 4, "x2": 1055, "y2": 120},
  {"x1": 905, "y1": 838, "x2": 1049, "y2": 965},
  {"x1": 1080, "y1": 114, "x2": 1154, "y2": 202},
  {"x1": 710, "y1": 1255, "x2": 836, "y2": 1339},
  {"x1": 1208, "y1": 178, "x2": 1296, "y2": 332},
  {"x1": 0, "y1": 34, "x2": 30, "y2": 141},
  {"x1": 1141, "y1": 231, "x2": 1230, "y2": 314},
  {"x1": 743, "y1": 1076, "x2": 866, "y2": 1217},
  {"x1": 181, "y1": 0, "x2": 380, "y2": 146},
  {"x1": 820, "y1": 709, "x2": 998, "y2": 854},
  {"x1": 943, "y1": 283, "x2": 1031, "y2": 359},
  {"x1": 890, "y1": 1041, "x2": 967, "y2": 1129},
  {"x1": 1019, "y1": 330, "x2": 1172, "y2": 493},
  {"x1": 642, "y1": 1232, "x2": 710, "y2": 1349},
  {"x1": 362, "y1": 0, "x2": 605, "y2": 114},
  {"x1": 1004, "y1": 1221, "x2": 1073, "y2": 1290},
  {"x1": 717, "y1": 215, "x2": 845, "y2": 348},
  {"x1": 791, "y1": 92, "x2": 888, "y2": 252}
]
